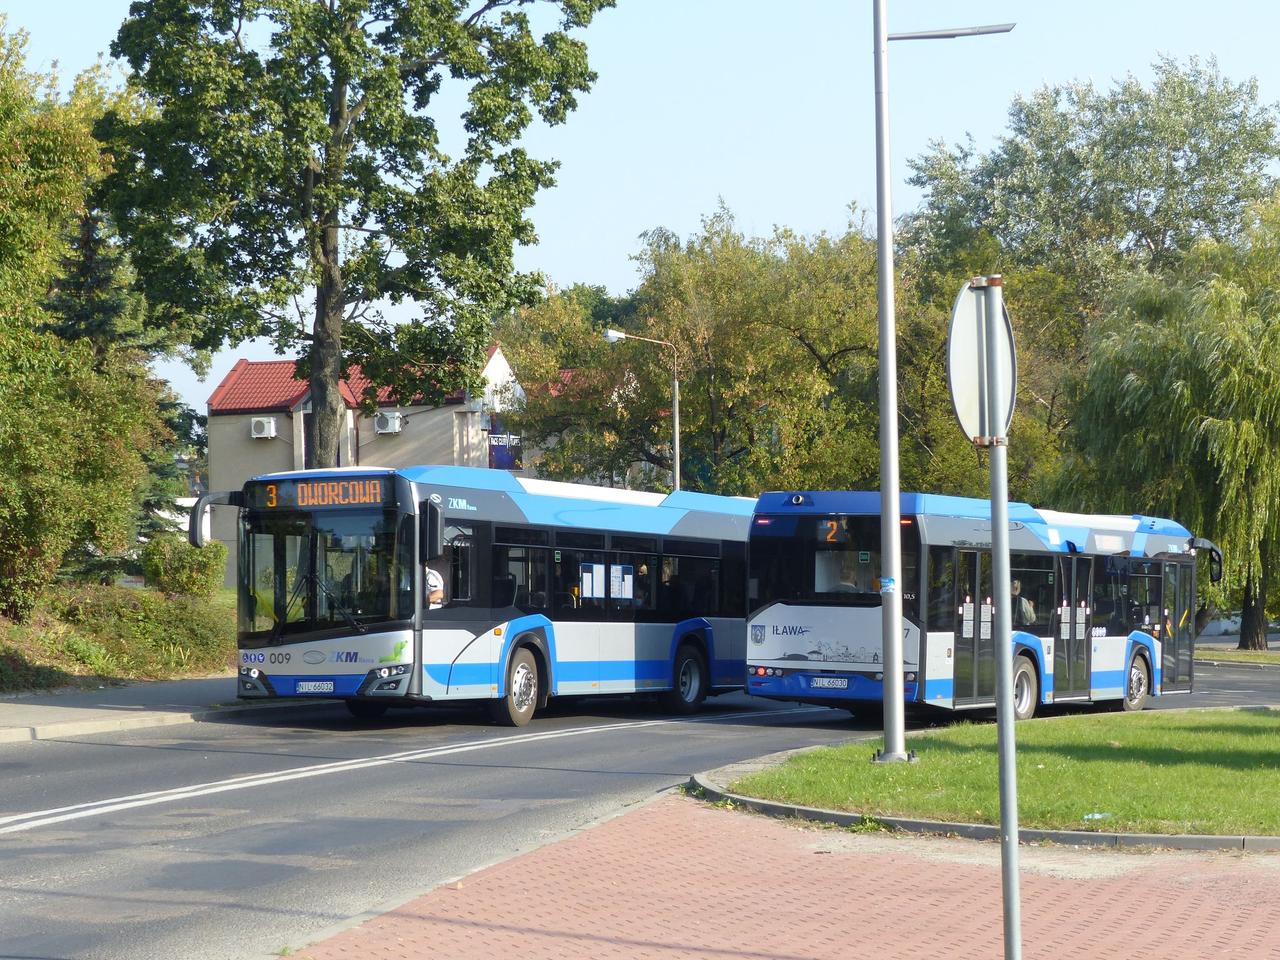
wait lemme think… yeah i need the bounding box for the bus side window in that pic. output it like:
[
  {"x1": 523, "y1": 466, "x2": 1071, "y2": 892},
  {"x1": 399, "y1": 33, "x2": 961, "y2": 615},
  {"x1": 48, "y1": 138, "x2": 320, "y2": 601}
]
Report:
[
  {"x1": 720, "y1": 541, "x2": 746, "y2": 618},
  {"x1": 927, "y1": 547, "x2": 956, "y2": 631},
  {"x1": 443, "y1": 524, "x2": 474, "y2": 605},
  {"x1": 1093, "y1": 557, "x2": 1128, "y2": 635},
  {"x1": 663, "y1": 555, "x2": 718, "y2": 617},
  {"x1": 1127, "y1": 561, "x2": 1162, "y2": 632},
  {"x1": 492, "y1": 544, "x2": 550, "y2": 612},
  {"x1": 553, "y1": 549, "x2": 605, "y2": 617}
]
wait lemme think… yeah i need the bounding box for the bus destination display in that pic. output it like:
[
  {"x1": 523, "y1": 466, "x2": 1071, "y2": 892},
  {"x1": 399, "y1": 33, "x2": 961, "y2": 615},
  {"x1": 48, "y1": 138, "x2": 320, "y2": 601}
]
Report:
[{"x1": 246, "y1": 477, "x2": 388, "y2": 510}]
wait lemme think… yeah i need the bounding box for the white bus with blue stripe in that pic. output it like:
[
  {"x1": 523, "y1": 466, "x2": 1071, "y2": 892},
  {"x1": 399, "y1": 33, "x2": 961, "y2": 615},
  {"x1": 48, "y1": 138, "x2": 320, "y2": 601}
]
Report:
[
  {"x1": 191, "y1": 466, "x2": 754, "y2": 725},
  {"x1": 746, "y1": 491, "x2": 1221, "y2": 719}
]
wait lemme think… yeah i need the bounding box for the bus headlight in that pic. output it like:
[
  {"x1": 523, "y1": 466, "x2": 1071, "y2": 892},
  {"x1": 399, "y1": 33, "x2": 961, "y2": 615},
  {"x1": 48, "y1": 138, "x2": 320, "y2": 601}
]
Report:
[{"x1": 361, "y1": 662, "x2": 410, "y2": 695}]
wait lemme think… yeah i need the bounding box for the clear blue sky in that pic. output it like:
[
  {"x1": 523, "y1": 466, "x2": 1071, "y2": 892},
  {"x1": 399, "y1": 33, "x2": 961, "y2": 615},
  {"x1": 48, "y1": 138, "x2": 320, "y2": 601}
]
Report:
[{"x1": 6, "y1": 1, "x2": 1279, "y2": 411}]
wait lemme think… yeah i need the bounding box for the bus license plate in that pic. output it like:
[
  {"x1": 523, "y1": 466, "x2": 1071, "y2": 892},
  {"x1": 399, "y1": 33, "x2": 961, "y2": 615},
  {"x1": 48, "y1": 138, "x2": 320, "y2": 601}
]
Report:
[
  {"x1": 810, "y1": 677, "x2": 848, "y2": 690},
  {"x1": 296, "y1": 680, "x2": 335, "y2": 693}
]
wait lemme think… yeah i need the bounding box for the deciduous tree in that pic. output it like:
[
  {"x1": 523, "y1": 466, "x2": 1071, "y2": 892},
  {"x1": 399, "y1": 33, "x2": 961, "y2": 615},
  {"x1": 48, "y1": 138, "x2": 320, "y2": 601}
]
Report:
[
  {"x1": 501, "y1": 210, "x2": 1030, "y2": 498},
  {"x1": 1063, "y1": 198, "x2": 1280, "y2": 650},
  {"x1": 0, "y1": 21, "x2": 165, "y2": 617},
  {"x1": 100, "y1": 0, "x2": 613, "y2": 467},
  {"x1": 901, "y1": 56, "x2": 1280, "y2": 486}
]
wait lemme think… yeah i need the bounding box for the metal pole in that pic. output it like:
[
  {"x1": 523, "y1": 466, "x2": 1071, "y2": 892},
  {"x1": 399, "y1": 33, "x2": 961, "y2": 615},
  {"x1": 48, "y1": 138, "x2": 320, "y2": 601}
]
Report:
[
  {"x1": 984, "y1": 276, "x2": 1023, "y2": 960},
  {"x1": 872, "y1": 0, "x2": 907, "y2": 762},
  {"x1": 671, "y1": 369, "x2": 681, "y2": 491}
]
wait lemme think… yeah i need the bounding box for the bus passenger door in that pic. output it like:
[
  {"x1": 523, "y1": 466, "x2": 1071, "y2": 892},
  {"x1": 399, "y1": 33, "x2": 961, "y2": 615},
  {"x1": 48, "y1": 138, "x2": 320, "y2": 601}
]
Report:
[
  {"x1": 1053, "y1": 556, "x2": 1092, "y2": 700},
  {"x1": 954, "y1": 550, "x2": 993, "y2": 704},
  {"x1": 1162, "y1": 562, "x2": 1194, "y2": 692}
]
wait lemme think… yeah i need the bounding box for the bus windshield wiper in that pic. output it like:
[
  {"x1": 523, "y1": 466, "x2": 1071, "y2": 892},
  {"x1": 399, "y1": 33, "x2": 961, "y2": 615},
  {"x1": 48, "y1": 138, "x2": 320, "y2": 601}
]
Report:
[
  {"x1": 314, "y1": 575, "x2": 367, "y2": 633},
  {"x1": 268, "y1": 569, "x2": 309, "y2": 645}
]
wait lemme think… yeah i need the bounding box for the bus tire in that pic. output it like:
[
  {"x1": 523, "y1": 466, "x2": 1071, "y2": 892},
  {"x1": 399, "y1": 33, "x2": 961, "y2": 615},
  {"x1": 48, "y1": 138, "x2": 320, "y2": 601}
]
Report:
[
  {"x1": 492, "y1": 647, "x2": 538, "y2": 727},
  {"x1": 346, "y1": 699, "x2": 390, "y2": 720},
  {"x1": 663, "y1": 643, "x2": 707, "y2": 714},
  {"x1": 1012, "y1": 655, "x2": 1038, "y2": 721},
  {"x1": 1121, "y1": 652, "x2": 1150, "y2": 712}
]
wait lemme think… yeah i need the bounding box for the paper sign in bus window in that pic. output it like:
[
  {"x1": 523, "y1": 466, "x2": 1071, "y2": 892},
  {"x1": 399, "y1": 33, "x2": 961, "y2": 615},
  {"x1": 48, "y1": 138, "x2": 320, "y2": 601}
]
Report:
[
  {"x1": 611, "y1": 564, "x2": 634, "y2": 601},
  {"x1": 580, "y1": 563, "x2": 606, "y2": 599}
]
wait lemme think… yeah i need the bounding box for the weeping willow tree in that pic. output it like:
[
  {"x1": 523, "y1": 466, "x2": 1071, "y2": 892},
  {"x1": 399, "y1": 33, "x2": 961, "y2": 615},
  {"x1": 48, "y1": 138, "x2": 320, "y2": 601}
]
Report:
[{"x1": 1060, "y1": 199, "x2": 1280, "y2": 649}]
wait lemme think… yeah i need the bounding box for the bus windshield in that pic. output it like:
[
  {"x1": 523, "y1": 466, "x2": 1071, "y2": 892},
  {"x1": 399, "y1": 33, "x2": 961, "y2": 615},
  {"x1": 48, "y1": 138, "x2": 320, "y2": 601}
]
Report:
[
  {"x1": 749, "y1": 515, "x2": 885, "y2": 609},
  {"x1": 238, "y1": 508, "x2": 414, "y2": 645}
]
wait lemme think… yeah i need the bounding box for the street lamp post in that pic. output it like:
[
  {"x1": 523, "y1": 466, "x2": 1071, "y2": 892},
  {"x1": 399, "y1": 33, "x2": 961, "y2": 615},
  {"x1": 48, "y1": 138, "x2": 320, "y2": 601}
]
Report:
[
  {"x1": 871, "y1": 7, "x2": 1020, "y2": 960},
  {"x1": 604, "y1": 328, "x2": 681, "y2": 491},
  {"x1": 871, "y1": 0, "x2": 1014, "y2": 765}
]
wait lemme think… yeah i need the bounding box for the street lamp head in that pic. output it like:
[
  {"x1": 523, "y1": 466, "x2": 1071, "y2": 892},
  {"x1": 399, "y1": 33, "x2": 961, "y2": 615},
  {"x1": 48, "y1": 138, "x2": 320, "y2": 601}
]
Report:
[
  {"x1": 888, "y1": 21, "x2": 1015, "y2": 42},
  {"x1": 603, "y1": 328, "x2": 627, "y2": 344}
]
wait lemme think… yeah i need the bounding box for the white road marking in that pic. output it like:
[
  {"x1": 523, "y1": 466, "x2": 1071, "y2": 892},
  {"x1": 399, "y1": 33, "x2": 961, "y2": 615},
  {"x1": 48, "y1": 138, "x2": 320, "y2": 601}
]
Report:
[{"x1": 0, "y1": 706, "x2": 830, "y2": 836}]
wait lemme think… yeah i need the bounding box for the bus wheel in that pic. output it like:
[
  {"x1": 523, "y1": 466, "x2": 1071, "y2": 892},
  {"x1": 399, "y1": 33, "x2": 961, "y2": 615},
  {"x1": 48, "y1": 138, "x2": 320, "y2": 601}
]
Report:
[
  {"x1": 663, "y1": 643, "x2": 707, "y2": 714},
  {"x1": 1012, "y1": 655, "x2": 1038, "y2": 721},
  {"x1": 346, "y1": 699, "x2": 390, "y2": 720},
  {"x1": 492, "y1": 647, "x2": 538, "y2": 727},
  {"x1": 1121, "y1": 653, "x2": 1150, "y2": 712}
]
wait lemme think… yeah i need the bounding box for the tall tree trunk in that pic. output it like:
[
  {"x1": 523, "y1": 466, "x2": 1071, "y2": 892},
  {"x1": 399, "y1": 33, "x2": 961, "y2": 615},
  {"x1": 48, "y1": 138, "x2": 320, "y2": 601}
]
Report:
[
  {"x1": 308, "y1": 220, "x2": 345, "y2": 468},
  {"x1": 1239, "y1": 540, "x2": 1272, "y2": 651},
  {"x1": 307, "y1": 68, "x2": 350, "y2": 469}
]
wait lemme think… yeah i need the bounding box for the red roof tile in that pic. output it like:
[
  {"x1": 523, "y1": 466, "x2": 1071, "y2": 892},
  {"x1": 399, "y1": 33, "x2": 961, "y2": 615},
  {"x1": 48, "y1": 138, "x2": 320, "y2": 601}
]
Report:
[
  {"x1": 207, "y1": 359, "x2": 467, "y2": 414},
  {"x1": 207, "y1": 360, "x2": 311, "y2": 414}
]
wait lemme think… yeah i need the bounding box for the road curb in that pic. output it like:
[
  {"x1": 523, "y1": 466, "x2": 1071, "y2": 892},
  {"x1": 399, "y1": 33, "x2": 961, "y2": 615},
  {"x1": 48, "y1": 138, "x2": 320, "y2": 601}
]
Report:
[
  {"x1": 1194, "y1": 657, "x2": 1279, "y2": 670},
  {"x1": 689, "y1": 746, "x2": 1280, "y2": 853},
  {"x1": 1, "y1": 699, "x2": 341, "y2": 744}
]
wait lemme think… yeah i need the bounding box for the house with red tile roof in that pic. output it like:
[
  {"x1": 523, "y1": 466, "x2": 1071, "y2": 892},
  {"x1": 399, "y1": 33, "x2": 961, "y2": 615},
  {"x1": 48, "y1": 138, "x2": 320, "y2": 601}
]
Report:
[{"x1": 205, "y1": 346, "x2": 524, "y2": 579}]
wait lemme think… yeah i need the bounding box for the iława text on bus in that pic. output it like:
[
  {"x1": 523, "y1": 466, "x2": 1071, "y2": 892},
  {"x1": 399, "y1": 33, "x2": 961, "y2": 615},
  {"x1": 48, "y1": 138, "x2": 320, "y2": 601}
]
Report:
[
  {"x1": 190, "y1": 466, "x2": 754, "y2": 726},
  {"x1": 745, "y1": 491, "x2": 1222, "y2": 720}
]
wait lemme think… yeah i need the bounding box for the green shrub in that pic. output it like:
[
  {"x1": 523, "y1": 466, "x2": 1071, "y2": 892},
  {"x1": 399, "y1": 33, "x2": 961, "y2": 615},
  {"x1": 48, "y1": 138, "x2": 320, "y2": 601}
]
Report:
[
  {"x1": 141, "y1": 535, "x2": 227, "y2": 598},
  {"x1": 42, "y1": 584, "x2": 236, "y2": 680},
  {"x1": 60, "y1": 633, "x2": 119, "y2": 674},
  {"x1": 0, "y1": 585, "x2": 236, "y2": 691}
]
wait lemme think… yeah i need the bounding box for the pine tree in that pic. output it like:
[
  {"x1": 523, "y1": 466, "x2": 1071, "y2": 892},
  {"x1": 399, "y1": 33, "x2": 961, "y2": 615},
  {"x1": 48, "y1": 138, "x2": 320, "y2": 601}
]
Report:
[
  {"x1": 42, "y1": 210, "x2": 204, "y2": 581},
  {"x1": 43, "y1": 209, "x2": 150, "y2": 359}
]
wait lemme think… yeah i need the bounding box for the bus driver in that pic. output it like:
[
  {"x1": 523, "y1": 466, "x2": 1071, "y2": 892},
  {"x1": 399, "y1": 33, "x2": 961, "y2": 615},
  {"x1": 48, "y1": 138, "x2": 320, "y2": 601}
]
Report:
[{"x1": 425, "y1": 564, "x2": 445, "y2": 610}]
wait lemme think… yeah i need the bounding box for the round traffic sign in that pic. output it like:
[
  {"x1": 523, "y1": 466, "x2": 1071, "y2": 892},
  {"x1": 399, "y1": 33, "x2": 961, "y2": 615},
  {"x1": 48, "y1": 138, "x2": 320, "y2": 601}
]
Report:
[{"x1": 946, "y1": 278, "x2": 1017, "y2": 443}]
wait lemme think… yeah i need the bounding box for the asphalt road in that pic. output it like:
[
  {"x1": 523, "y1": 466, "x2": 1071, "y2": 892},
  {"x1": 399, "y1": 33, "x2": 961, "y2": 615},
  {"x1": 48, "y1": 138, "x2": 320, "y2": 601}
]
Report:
[{"x1": 0, "y1": 663, "x2": 1275, "y2": 960}]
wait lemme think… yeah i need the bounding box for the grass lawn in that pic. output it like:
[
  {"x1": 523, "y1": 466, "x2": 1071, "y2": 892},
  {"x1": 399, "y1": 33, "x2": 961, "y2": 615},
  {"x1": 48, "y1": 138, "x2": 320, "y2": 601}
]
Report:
[
  {"x1": 729, "y1": 708, "x2": 1280, "y2": 836},
  {"x1": 1196, "y1": 646, "x2": 1280, "y2": 665}
]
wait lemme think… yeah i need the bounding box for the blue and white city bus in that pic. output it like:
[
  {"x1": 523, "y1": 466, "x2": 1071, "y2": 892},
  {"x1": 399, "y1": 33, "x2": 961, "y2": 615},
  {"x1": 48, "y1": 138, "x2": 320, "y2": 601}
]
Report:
[
  {"x1": 191, "y1": 466, "x2": 754, "y2": 725},
  {"x1": 745, "y1": 491, "x2": 1222, "y2": 719}
]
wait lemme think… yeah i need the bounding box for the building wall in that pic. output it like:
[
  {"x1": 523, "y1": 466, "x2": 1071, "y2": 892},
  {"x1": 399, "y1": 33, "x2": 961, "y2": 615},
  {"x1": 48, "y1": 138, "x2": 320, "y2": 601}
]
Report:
[
  {"x1": 352, "y1": 404, "x2": 484, "y2": 469},
  {"x1": 207, "y1": 412, "x2": 298, "y2": 584}
]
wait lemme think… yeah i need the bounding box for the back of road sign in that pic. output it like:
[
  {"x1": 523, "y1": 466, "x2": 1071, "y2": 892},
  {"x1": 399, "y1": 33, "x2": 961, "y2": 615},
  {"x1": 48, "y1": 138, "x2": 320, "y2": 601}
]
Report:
[{"x1": 946, "y1": 278, "x2": 1016, "y2": 443}]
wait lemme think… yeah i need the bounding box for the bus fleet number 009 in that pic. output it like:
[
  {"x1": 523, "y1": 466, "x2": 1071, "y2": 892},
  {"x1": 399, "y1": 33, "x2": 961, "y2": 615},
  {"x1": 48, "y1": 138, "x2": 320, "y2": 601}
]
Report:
[{"x1": 242, "y1": 652, "x2": 291, "y2": 665}]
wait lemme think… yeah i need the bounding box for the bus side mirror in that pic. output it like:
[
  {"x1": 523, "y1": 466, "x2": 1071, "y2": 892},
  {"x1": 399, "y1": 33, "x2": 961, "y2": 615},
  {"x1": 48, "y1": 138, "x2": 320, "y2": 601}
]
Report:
[
  {"x1": 422, "y1": 501, "x2": 444, "y2": 560},
  {"x1": 1192, "y1": 537, "x2": 1223, "y2": 584},
  {"x1": 189, "y1": 491, "x2": 244, "y2": 547}
]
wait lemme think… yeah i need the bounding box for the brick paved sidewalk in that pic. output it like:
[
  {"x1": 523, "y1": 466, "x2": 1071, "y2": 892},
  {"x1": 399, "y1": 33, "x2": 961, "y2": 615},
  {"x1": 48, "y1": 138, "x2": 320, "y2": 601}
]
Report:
[{"x1": 295, "y1": 794, "x2": 1280, "y2": 960}]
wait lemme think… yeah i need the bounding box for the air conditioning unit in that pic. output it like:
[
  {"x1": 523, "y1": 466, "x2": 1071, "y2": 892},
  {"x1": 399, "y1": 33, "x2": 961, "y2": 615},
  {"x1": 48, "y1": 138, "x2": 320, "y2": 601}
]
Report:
[
  {"x1": 250, "y1": 416, "x2": 277, "y2": 439},
  {"x1": 373, "y1": 411, "x2": 403, "y2": 435}
]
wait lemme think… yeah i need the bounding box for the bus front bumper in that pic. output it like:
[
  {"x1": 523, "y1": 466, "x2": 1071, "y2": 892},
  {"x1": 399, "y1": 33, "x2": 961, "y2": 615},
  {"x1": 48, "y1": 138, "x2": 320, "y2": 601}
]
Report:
[{"x1": 746, "y1": 669, "x2": 919, "y2": 704}]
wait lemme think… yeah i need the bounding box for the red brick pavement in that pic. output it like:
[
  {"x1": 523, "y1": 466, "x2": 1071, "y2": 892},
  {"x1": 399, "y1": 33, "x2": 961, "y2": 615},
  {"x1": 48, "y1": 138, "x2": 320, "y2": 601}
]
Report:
[{"x1": 296, "y1": 795, "x2": 1280, "y2": 960}]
